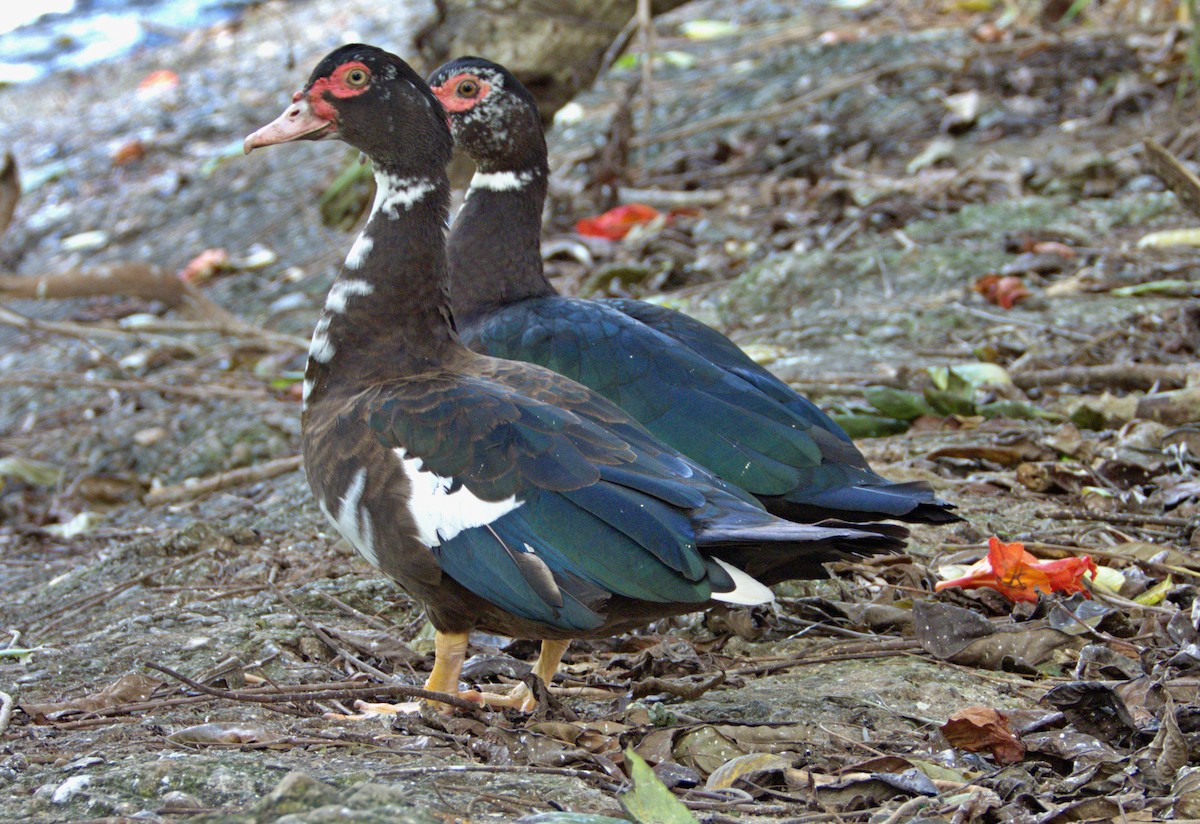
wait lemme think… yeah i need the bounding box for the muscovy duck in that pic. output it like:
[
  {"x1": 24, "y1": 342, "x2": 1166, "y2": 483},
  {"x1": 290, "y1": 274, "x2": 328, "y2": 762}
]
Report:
[
  {"x1": 427, "y1": 56, "x2": 958, "y2": 526},
  {"x1": 244, "y1": 44, "x2": 905, "y2": 712}
]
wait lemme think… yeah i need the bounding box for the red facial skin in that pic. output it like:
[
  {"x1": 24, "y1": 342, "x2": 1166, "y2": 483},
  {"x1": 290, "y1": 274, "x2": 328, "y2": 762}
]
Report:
[
  {"x1": 308, "y1": 61, "x2": 373, "y2": 119},
  {"x1": 244, "y1": 61, "x2": 373, "y2": 153},
  {"x1": 431, "y1": 73, "x2": 490, "y2": 113}
]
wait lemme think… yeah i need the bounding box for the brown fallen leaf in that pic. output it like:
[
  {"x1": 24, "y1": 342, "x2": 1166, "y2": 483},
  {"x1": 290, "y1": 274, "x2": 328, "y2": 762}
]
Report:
[
  {"x1": 940, "y1": 706, "x2": 1025, "y2": 764},
  {"x1": 974, "y1": 273, "x2": 1031, "y2": 309},
  {"x1": 20, "y1": 673, "x2": 160, "y2": 721},
  {"x1": 166, "y1": 721, "x2": 278, "y2": 746},
  {"x1": 1143, "y1": 138, "x2": 1200, "y2": 218},
  {"x1": 0, "y1": 152, "x2": 18, "y2": 240}
]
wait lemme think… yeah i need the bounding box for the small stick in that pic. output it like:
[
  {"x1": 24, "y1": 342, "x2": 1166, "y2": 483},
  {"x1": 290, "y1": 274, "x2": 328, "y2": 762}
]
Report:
[
  {"x1": 145, "y1": 455, "x2": 303, "y2": 506},
  {"x1": 33, "y1": 549, "x2": 214, "y2": 636},
  {"x1": 1044, "y1": 509, "x2": 1195, "y2": 529},
  {"x1": 379, "y1": 762, "x2": 622, "y2": 791},
  {"x1": 145, "y1": 662, "x2": 482, "y2": 713},
  {"x1": 1014, "y1": 365, "x2": 1195, "y2": 392},
  {"x1": 637, "y1": 0, "x2": 654, "y2": 140},
  {"x1": 0, "y1": 372, "x2": 274, "y2": 402},
  {"x1": 631, "y1": 57, "x2": 946, "y2": 148},
  {"x1": 266, "y1": 581, "x2": 393, "y2": 683},
  {"x1": 0, "y1": 303, "x2": 199, "y2": 352},
  {"x1": 951, "y1": 302, "x2": 1093, "y2": 343}
]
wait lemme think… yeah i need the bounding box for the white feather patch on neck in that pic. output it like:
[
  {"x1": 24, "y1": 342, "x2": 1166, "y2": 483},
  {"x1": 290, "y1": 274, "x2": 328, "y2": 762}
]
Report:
[
  {"x1": 372, "y1": 171, "x2": 436, "y2": 219},
  {"x1": 344, "y1": 232, "x2": 374, "y2": 269},
  {"x1": 469, "y1": 170, "x2": 532, "y2": 192},
  {"x1": 325, "y1": 279, "x2": 375, "y2": 314}
]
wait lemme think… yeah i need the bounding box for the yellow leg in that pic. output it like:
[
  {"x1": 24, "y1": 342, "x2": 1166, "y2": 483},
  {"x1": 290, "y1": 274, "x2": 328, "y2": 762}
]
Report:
[
  {"x1": 532, "y1": 638, "x2": 572, "y2": 689},
  {"x1": 423, "y1": 630, "x2": 470, "y2": 695},
  {"x1": 325, "y1": 630, "x2": 478, "y2": 719},
  {"x1": 330, "y1": 634, "x2": 574, "y2": 718},
  {"x1": 483, "y1": 638, "x2": 573, "y2": 712}
]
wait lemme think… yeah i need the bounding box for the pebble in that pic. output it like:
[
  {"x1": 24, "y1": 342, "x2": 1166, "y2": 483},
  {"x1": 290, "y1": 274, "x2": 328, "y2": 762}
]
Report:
[
  {"x1": 64, "y1": 756, "x2": 105, "y2": 771},
  {"x1": 51, "y1": 774, "x2": 91, "y2": 804},
  {"x1": 60, "y1": 230, "x2": 110, "y2": 252}
]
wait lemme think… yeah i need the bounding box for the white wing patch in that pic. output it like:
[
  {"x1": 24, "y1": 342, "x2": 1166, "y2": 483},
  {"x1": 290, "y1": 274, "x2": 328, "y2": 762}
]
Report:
[
  {"x1": 396, "y1": 448, "x2": 523, "y2": 546},
  {"x1": 372, "y1": 171, "x2": 436, "y2": 219},
  {"x1": 325, "y1": 279, "x2": 374, "y2": 314},
  {"x1": 344, "y1": 233, "x2": 374, "y2": 269},
  {"x1": 308, "y1": 316, "x2": 334, "y2": 363},
  {"x1": 319, "y1": 467, "x2": 378, "y2": 568},
  {"x1": 710, "y1": 558, "x2": 774, "y2": 606}
]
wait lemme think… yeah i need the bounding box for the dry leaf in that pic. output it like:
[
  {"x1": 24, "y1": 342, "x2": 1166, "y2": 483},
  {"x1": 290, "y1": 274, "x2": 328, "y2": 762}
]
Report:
[
  {"x1": 20, "y1": 673, "x2": 160, "y2": 721},
  {"x1": 940, "y1": 706, "x2": 1025, "y2": 764}
]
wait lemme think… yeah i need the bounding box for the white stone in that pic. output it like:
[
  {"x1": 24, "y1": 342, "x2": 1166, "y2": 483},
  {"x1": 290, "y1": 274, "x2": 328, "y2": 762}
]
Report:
[
  {"x1": 396, "y1": 448, "x2": 523, "y2": 546},
  {"x1": 51, "y1": 775, "x2": 91, "y2": 805}
]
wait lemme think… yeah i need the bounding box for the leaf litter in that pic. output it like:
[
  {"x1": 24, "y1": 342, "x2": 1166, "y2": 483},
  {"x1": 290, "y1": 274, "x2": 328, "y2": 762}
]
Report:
[{"x1": 1, "y1": 0, "x2": 1200, "y2": 821}]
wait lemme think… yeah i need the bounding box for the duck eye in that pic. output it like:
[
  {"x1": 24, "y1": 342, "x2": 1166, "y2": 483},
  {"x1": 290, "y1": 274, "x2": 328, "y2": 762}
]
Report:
[
  {"x1": 457, "y1": 79, "x2": 479, "y2": 97},
  {"x1": 345, "y1": 67, "x2": 369, "y2": 87}
]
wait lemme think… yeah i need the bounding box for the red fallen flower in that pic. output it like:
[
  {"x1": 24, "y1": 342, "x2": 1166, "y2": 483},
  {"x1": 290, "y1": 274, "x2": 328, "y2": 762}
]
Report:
[
  {"x1": 935, "y1": 536, "x2": 1097, "y2": 603},
  {"x1": 974, "y1": 274, "x2": 1030, "y2": 309},
  {"x1": 138, "y1": 69, "x2": 180, "y2": 95},
  {"x1": 576, "y1": 203, "x2": 662, "y2": 240},
  {"x1": 179, "y1": 248, "x2": 230, "y2": 284}
]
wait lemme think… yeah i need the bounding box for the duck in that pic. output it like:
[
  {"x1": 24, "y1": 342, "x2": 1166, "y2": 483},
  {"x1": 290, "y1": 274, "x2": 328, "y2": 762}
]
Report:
[
  {"x1": 244, "y1": 44, "x2": 906, "y2": 712},
  {"x1": 426, "y1": 56, "x2": 958, "y2": 526}
]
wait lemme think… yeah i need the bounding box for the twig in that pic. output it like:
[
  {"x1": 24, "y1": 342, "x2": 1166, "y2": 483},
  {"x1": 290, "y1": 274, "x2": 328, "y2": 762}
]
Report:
[
  {"x1": 0, "y1": 371, "x2": 276, "y2": 402},
  {"x1": 631, "y1": 57, "x2": 946, "y2": 148},
  {"x1": 0, "y1": 690, "x2": 13, "y2": 735},
  {"x1": 379, "y1": 763, "x2": 622, "y2": 791},
  {"x1": 32, "y1": 549, "x2": 215, "y2": 636},
  {"x1": 0, "y1": 262, "x2": 252, "y2": 327},
  {"x1": 144, "y1": 662, "x2": 483, "y2": 713},
  {"x1": 637, "y1": 0, "x2": 654, "y2": 142},
  {"x1": 1044, "y1": 509, "x2": 1195, "y2": 529},
  {"x1": 1013, "y1": 365, "x2": 1195, "y2": 392},
  {"x1": 878, "y1": 795, "x2": 937, "y2": 824},
  {"x1": 0, "y1": 153, "x2": 18, "y2": 240},
  {"x1": 266, "y1": 581, "x2": 393, "y2": 682},
  {"x1": 728, "y1": 643, "x2": 925, "y2": 678},
  {"x1": 145, "y1": 455, "x2": 303, "y2": 506},
  {"x1": 950, "y1": 302, "x2": 1093, "y2": 343},
  {"x1": 115, "y1": 318, "x2": 307, "y2": 351},
  {"x1": 0, "y1": 302, "x2": 200, "y2": 352},
  {"x1": 317, "y1": 592, "x2": 402, "y2": 634}
]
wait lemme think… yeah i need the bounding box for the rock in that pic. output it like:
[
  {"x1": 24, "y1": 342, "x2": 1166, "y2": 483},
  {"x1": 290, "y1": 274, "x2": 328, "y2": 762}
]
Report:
[
  {"x1": 252, "y1": 771, "x2": 340, "y2": 819},
  {"x1": 51, "y1": 774, "x2": 91, "y2": 804},
  {"x1": 414, "y1": 0, "x2": 690, "y2": 121}
]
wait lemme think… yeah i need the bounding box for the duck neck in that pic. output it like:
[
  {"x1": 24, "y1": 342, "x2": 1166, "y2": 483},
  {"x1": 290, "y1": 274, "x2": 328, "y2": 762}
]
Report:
[
  {"x1": 303, "y1": 165, "x2": 458, "y2": 407},
  {"x1": 447, "y1": 157, "x2": 554, "y2": 325}
]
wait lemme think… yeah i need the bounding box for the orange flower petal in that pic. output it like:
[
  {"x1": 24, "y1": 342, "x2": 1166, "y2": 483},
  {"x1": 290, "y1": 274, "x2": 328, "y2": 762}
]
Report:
[
  {"x1": 575, "y1": 203, "x2": 662, "y2": 240},
  {"x1": 936, "y1": 536, "x2": 1097, "y2": 603}
]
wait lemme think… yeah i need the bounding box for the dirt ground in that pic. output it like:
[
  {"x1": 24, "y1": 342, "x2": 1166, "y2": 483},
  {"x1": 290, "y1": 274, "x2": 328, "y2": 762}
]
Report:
[{"x1": 1, "y1": 0, "x2": 1198, "y2": 821}]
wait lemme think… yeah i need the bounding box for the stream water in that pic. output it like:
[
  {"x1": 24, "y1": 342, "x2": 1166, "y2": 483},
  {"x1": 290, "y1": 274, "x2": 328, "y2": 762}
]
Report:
[{"x1": 0, "y1": 0, "x2": 259, "y2": 84}]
